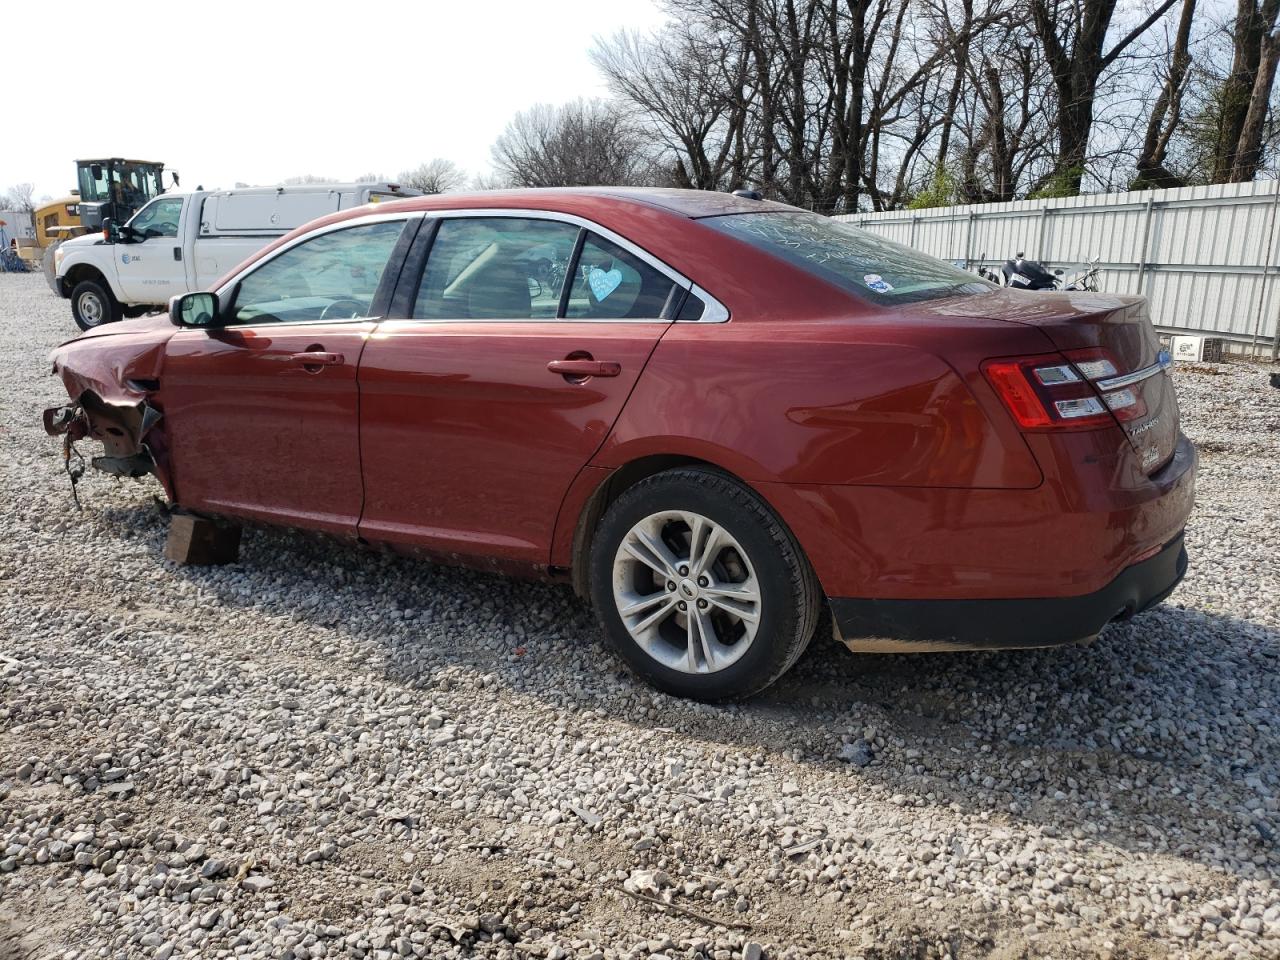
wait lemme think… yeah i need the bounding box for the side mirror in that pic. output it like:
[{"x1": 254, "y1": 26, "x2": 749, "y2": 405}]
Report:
[
  {"x1": 170, "y1": 291, "x2": 220, "y2": 328},
  {"x1": 104, "y1": 219, "x2": 136, "y2": 243}
]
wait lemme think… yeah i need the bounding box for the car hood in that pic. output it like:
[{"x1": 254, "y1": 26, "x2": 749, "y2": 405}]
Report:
[
  {"x1": 56, "y1": 311, "x2": 175, "y2": 347},
  {"x1": 59, "y1": 233, "x2": 102, "y2": 252},
  {"x1": 50, "y1": 313, "x2": 176, "y2": 406}
]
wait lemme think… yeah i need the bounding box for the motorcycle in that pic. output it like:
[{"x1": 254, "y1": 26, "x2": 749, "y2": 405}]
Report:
[
  {"x1": 990, "y1": 252, "x2": 1101, "y2": 292},
  {"x1": 955, "y1": 253, "x2": 1100, "y2": 291}
]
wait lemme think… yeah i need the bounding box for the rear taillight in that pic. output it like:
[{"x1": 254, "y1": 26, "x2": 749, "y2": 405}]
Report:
[{"x1": 983, "y1": 348, "x2": 1141, "y2": 431}]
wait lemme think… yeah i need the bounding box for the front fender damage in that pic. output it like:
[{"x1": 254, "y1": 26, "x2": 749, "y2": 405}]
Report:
[
  {"x1": 43, "y1": 394, "x2": 169, "y2": 504},
  {"x1": 45, "y1": 328, "x2": 176, "y2": 504}
]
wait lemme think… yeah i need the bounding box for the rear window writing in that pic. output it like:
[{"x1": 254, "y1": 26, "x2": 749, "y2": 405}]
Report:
[{"x1": 705, "y1": 211, "x2": 989, "y2": 305}]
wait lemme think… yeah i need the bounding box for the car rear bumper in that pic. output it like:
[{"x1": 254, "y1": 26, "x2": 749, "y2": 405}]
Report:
[{"x1": 830, "y1": 531, "x2": 1188, "y2": 652}]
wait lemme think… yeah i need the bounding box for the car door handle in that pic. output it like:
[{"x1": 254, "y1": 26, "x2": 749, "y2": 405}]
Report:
[
  {"x1": 547, "y1": 359, "x2": 621, "y2": 378},
  {"x1": 289, "y1": 352, "x2": 344, "y2": 366}
]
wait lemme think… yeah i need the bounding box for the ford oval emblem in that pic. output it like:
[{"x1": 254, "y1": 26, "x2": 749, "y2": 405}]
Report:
[{"x1": 1158, "y1": 349, "x2": 1171, "y2": 368}]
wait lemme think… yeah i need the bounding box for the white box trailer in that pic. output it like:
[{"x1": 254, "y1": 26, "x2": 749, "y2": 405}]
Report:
[{"x1": 53, "y1": 182, "x2": 418, "y2": 329}]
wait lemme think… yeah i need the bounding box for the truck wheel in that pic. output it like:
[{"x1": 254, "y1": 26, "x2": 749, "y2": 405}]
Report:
[
  {"x1": 42, "y1": 242, "x2": 61, "y2": 292},
  {"x1": 589, "y1": 467, "x2": 821, "y2": 702},
  {"x1": 71, "y1": 279, "x2": 121, "y2": 331}
]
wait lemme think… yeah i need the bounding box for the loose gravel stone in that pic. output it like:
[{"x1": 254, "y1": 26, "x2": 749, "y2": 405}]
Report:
[{"x1": 1, "y1": 272, "x2": 1278, "y2": 959}]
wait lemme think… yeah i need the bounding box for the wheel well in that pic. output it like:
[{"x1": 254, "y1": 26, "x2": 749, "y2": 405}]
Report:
[
  {"x1": 569, "y1": 454, "x2": 735, "y2": 598},
  {"x1": 62, "y1": 264, "x2": 110, "y2": 299}
]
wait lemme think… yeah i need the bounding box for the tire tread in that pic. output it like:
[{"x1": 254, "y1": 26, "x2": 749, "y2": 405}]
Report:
[{"x1": 590, "y1": 466, "x2": 821, "y2": 700}]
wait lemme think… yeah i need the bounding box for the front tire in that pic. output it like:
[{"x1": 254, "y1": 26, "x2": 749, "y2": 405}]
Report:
[
  {"x1": 589, "y1": 467, "x2": 821, "y2": 701},
  {"x1": 42, "y1": 242, "x2": 61, "y2": 292},
  {"x1": 70, "y1": 279, "x2": 121, "y2": 331}
]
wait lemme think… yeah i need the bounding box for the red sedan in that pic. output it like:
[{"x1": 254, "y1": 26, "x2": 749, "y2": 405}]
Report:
[{"x1": 44, "y1": 188, "x2": 1195, "y2": 700}]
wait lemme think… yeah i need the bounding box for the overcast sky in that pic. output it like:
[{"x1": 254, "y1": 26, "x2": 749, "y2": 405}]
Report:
[{"x1": 2, "y1": 0, "x2": 666, "y2": 201}]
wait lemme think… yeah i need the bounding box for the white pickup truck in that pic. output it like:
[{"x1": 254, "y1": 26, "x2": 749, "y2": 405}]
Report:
[{"x1": 53, "y1": 182, "x2": 417, "y2": 330}]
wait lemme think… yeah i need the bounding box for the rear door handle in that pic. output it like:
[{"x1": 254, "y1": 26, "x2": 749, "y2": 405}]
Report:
[
  {"x1": 547, "y1": 359, "x2": 621, "y2": 378},
  {"x1": 289, "y1": 352, "x2": 344, "y2": 366}
]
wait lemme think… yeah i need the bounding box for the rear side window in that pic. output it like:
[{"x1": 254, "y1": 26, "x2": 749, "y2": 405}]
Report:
[
  {"x1": 704, "y1": 211, "x2": 988, "y2": 305},
  {"x1": 676, "y1": 291, "x2": 706, "y2": 321},
  {"x1": 414, "y1": 218, "x2": 579, "y2": 320},
  {"x1": 565, "y1": 234, "x2": 678, "y2": 319}
]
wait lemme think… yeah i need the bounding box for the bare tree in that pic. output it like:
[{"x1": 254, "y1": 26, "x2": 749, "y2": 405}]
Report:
[
  {"x1": 1225, "y1": 0, "x2": 1280, "y2": 180},
  {"x1": 949, "y1": 10, "x2": 1060, "y2": 204},
  {"x1": 593, "y1": 26, "x2": 751, "y2": 191},
  {"x1": 398, "y1": 158, "x2": 469, "y2": 194},
  {"x1": 491, "y1": 100, "x2": 659, "y2": 187},
  {"x1": 597, "y1": 1, "x2": 1028, "y2": 211},
  {"x1": 355, "y1": 172, "x2": 389, "y2": 183},
  {"x1": 471, "y1": 172, "x2": 509, "y2": 191},
  {"x1": 584, "y1": 0, "x2": 1270, "y2": 206},
  {"x1": 1030, "y1": 0, "x2": 1182, "y2": 194},
  {"x1": 4, "y1": 183, "x2": 36, "y2": 213},
  {"x1": 1135, "y1": 0, "x2": 1199, "y2": 188},
  {"x1": 280, "y1": 174, "x2": 339, "y2": 185}
]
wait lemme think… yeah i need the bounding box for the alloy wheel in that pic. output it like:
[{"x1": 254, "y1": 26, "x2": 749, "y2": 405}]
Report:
[{"x1": 611, "y1": 510, "x2": 762, "y2": 674}]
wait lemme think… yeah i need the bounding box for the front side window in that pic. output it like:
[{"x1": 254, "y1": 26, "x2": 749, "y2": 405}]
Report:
[
  {"x1": 128, "y1": 198, "x2": 184, "y2": 239},
  {"x1": 704, "y1": 211, "x2": 989, "y2": 305},
  {"x1": 78, "y1": 164, "x2": 109, "y2": 203},
  {"x1": 414, "y1": 217, "x2": 580, "y2": 320},
  {"x1": 229, "y1": 220, "x2": 405, "y2": 325},
  {"x1": 565, "y1": 234, "x2": 678, "y2": 319}
]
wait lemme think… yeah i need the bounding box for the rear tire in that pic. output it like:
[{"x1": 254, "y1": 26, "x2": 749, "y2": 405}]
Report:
[
  {"x1": 71, "y1": 279, "x2": 121, "y2": 331},
  {"x1": 42, "y1": 242, "x2": 61, "y2": 292},
  {"x1": 589, "y1": 467, "x2": 821, "y2": 701}
]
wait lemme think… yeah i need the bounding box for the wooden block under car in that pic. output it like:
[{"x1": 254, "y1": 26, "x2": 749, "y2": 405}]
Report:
[{"x1": 163, "y1": 513, "x2": 242, "y2": 565}]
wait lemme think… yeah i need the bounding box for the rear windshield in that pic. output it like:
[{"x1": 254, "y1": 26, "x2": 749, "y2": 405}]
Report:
[{"x1": 704, "y1": 211, "x2": 989, "y2": 305}]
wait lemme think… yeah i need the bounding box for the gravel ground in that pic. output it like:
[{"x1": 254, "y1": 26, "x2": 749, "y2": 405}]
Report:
[{"x1": 1, "y1": 270, "x2": 1277, "y2": 960}]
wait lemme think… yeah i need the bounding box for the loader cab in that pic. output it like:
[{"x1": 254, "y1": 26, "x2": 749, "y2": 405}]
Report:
[{"x1": 75, "y1": 158, "x2": 167, "y2": 231}]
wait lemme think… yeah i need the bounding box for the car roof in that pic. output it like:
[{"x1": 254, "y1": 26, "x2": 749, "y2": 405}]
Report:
[
  {"x1": 215, "y1": 186, "x2": 846, "y2": 319},
  {"x1": 370, "y1": 187, "x2": 801, "y2": 219}
]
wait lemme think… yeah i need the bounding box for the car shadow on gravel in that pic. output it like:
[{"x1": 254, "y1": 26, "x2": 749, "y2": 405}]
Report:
[
  {"x1": 101, "y1": 500, "x2": 1279, "y2": 887},
  {"x1": 768, "y1": 604, "x2": 1279, "y2": 884}
]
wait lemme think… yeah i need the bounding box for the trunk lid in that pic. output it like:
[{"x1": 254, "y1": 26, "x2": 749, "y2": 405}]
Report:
[{"x1": 929, "y1": 290, "x2": 1179, "y2": 473}]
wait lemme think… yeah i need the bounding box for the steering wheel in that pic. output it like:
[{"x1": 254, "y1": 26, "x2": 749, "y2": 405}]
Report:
[{"x1": 319, "y1": 299, "x2": 366, "y2": 321}]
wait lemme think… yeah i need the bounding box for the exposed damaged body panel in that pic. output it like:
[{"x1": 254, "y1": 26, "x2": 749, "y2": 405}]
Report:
[
  {"x1": 49, "y1": 314, "x2": 174, "y2": 404},
  {"x1": 45, "y1": 314, "x2": 177, "y2": 499}
]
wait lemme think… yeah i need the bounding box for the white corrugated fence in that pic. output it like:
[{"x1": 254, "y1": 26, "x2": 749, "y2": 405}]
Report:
[{"x1": 836, "y1": 180, "x2": 1280, "y2": 356}]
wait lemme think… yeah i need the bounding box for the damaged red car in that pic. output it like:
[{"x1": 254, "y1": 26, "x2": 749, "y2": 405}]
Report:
[{"x1": 45, "y1": 188, "x2": 1196, "y2": 700}]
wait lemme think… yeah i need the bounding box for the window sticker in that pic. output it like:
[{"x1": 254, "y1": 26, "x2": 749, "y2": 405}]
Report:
[
  {"x1": 588, "y1": 266, "x2": 623, "y2": 301},
  {"x1": 863, "y1": 273, "x2": 894, "y2": 293}
]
